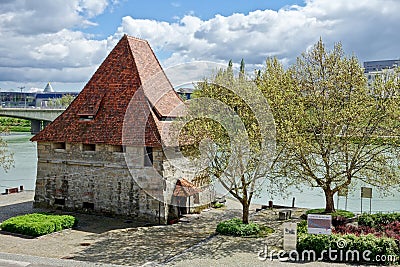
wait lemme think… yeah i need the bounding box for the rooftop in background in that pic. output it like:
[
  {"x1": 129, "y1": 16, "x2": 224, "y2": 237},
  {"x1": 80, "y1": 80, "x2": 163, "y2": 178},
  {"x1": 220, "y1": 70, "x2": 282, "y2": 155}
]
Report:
[
  {"x1": 364, "y1": 59, "x2": 400, "y2": 73},
  {"x1": 43, "y1": 82, "x2": 54, "y2": 93}
]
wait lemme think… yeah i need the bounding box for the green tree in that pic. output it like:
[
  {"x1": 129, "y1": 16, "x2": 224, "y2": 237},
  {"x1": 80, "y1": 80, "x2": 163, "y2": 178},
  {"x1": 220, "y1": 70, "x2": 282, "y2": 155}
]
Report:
[
  {"x1": 179, "y1": 60, "x2": 276, "y2": 224},
  {"x1": 0, "y1": 128, "x2": 14, "y2": 172},
  {"x1": 258, "y1": 39, "x2": 400, "y2": 212},
  {"x1": 47, "y1": 94, "x2": 75, "y2": 108}
]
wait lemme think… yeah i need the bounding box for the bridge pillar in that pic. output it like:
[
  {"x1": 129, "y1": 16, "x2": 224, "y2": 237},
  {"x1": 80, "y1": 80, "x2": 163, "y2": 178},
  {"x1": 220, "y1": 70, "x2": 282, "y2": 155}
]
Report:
[{"x1": 31, "y1": 120, "x2": 41, "y2": 134}]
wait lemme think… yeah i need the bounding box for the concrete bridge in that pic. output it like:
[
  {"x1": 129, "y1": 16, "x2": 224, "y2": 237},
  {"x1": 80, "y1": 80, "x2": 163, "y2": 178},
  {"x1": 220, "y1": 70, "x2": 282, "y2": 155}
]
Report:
[{"x1": 0, "y1": 108, "x2": 64, "y2": 134}]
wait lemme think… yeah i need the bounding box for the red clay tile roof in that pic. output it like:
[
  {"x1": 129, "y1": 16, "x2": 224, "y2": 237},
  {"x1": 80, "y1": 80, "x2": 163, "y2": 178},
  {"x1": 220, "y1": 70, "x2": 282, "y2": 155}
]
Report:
[
  {"x1": 173, "y1": 178, "x2": 201, "y2": 197},
  {"x1": 31, "y1": 35, "x2": 183, "y2": 146}
]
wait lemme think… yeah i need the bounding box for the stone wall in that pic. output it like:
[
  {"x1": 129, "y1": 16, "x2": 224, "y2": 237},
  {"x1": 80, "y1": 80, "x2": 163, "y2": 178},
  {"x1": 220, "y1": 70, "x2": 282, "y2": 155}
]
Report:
[
  {"x1": 34, "y1": 142, "x2": 168, "y2": 223},
  {"x1": 162, "y1": 149, "x2": 216, "y2": 216}
]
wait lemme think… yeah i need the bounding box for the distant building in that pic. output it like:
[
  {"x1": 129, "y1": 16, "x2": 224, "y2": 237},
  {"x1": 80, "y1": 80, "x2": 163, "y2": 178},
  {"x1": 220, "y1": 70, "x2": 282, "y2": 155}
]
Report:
[
  {"x1": 364, "y1": 59, "x2": 400, "y2": 88},
  {"x1": 364, "y1": 59, "x2": 400, "y2": 73},
  {"x1": 31, "y1": 35, "x2": 214, "y2": 223},
  {"x1": 43, "y1": 82, "x2": 54, "y2": 93},
  {"x1": 0, "y1": 82, "x2": 77, "y2": 108},
  {"x1": 176, "y1": 87, "x2": 195, "y2": 100}
]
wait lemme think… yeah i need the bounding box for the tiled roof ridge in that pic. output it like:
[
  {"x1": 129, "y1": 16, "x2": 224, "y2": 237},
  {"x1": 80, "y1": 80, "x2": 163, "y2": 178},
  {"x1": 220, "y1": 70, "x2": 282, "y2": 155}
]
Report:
[{"x1": 125, "y1": 34, "x2": 149, "y2": 43}]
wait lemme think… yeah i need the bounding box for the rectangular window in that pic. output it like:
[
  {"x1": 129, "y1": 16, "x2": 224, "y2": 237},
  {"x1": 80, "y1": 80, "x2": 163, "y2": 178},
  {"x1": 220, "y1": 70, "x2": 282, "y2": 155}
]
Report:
[
  {"x1": 79, "y1": 115, "x2": 94, "y2": 121},
  {"x1": 54, "y1": 198, "x2": 65, "y2": 205},
  {"x1": 194, "y1": 193, "x2": 200, "y2": 204},
  {"x1": 53, "y1": 142, "x2": 66, "y2": 150},
  {"x1": 144, "y1": 147, "x2": 153, "y2": 166},
  {"x1": 82, "y1": 202, "x2": 94, "y2": 210},
  {"x1": 82, "y1": 143, "x2": 96, "y2": 151},
  {"x1": 111, "y1": 145, "x2": 124, "y2": 153}
]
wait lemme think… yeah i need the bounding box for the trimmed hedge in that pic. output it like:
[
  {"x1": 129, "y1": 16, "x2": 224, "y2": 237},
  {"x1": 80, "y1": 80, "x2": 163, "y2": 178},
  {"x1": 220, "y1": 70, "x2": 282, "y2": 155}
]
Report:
[
  {"x1": 0, "y1": 213, "x2": 76, "y2": 237},
  {"x1": 216, "y1": 218, "x2": 261, "y2": 236},
  {"x1": 358, "y1": 213, "x2": 400, "y2": 228},
  {"x1": 297, "y1": 232, "x2": 399, "y2": 264}
]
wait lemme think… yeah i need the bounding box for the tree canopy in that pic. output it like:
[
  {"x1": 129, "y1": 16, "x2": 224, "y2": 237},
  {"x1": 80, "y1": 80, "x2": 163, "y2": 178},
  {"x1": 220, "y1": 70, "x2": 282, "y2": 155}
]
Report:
[
  {"x1": 178, "y1": 59, "x2": 276, "y2": 223},
  {"x1": 257, "y1": 39, "x2": 400, "y2": 212}
]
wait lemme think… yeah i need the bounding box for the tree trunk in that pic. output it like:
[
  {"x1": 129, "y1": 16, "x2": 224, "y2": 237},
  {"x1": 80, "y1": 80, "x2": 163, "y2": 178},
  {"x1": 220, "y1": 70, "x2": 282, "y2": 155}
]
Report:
[
  {"x1": 324, "y1": 188, "x2": 335, "y2": 213},
  {"x1": 242, "y1": 201, "x2": 249, "y2": 224}
]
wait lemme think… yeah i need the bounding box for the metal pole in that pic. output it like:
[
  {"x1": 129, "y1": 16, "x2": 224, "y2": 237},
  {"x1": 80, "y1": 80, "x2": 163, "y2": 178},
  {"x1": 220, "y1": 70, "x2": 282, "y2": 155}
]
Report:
[
  {"x1": 361, "y1": 197, "x2": 363, "y2": 214},
  {"x1": 292, "y1": 197, "x2": 295, "y2": 208},
  {"x1": 370, "y1": 198, "x2": 372, "y2": 214},
  {"x1": 345, "y1": 196, "x2": 348, "y2": 211}
]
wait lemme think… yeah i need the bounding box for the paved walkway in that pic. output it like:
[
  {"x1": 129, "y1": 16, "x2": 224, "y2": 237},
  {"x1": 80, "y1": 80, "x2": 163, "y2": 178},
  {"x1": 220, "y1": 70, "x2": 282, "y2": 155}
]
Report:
[
  {"x1": 0, "y1": 252, "x2": 126, "y2": 267},
  {"x1": 0, "y1": 191, "x2": 367, "y2": 266}
]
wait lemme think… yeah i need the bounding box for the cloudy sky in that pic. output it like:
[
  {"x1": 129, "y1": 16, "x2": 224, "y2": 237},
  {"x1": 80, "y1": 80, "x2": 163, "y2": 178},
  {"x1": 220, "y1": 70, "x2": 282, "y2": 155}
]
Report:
[{"x1": 0, "y1": 0, "x2": 399, "y2": 92}]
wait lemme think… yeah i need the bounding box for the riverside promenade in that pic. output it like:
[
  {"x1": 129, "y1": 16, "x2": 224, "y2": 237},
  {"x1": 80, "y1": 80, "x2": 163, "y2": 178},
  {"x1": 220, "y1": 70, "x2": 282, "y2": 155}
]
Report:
[{"x1": 0, "y1": 191, "x2": 354, "y2": 266}]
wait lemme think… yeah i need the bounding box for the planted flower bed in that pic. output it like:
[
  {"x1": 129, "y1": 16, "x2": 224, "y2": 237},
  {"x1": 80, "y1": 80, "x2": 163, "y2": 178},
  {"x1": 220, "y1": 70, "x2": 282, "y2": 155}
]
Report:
[
  {"x1": 0, "y1": 213, "x2": 77, "y2": 237},
  {"x1": 296, "y1": 211, "x2": 400, "y2": 264},
  {"x1": 334, "y1": 213, "x2": 400, "y2": 241}
]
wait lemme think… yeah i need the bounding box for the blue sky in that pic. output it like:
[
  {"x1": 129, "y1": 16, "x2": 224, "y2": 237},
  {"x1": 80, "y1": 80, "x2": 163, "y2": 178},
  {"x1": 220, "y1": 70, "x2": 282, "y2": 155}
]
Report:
[
  {"x1": 0, "y1": 0, "x2": 399, "y2": 92},
  {"x1": 87, "y1": 0, "x2": 306, "y2": 38}
]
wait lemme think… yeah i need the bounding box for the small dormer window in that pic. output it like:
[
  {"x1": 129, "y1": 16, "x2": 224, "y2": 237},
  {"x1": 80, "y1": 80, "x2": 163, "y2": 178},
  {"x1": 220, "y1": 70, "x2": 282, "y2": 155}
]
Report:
[
  {"x1": 53, "y1": 142, "x2": 66, "y2": 150},
  {"x1": 82, "y1": 144, "x2": 96, "y2": 151},
  {"x1": 144, "y1": 147, "x2": 153, "y2": 166},
  {"x1": 80, "y1": 115, "x2": 94, "y2": 121}
]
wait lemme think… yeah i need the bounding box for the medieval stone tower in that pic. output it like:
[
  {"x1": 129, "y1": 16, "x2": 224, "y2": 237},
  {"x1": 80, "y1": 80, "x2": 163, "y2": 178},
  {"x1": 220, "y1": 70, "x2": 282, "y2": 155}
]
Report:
[{"x1": 31, "y1": 35, "x2": 212, "y2": 223}]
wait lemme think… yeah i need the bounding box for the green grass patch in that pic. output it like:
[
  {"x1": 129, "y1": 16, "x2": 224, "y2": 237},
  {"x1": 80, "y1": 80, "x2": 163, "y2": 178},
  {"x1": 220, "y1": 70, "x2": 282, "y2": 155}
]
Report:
[
  {"x1": 0, "y1": 213, "x2": 76, "y2": 237},
  {"x1": 306, "y1": 208, "x2": 355, "y2": 219},
  {"x1": 213, "y1": 202, "x2": 224, "y2": 208},
  {"x1": 216, "y1": 218, "x2": 273, "y2": 237},
  {"x1": 6, "y1": 126, "x2": 30, "y2": 132}
]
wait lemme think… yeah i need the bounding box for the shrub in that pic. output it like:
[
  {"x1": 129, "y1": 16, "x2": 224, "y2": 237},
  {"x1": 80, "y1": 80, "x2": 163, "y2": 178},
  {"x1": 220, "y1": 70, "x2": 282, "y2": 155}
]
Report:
[
  {"x1": 0, "y1": 213, "x2": 76, "y2": 237},
  {"x1": 213, "y1": 203, "x2": 224, "y2": 209},
  {"x1": 384, "y1": 221, "x2": 400, "y2": 241},
  {"x1": 358, "y1": 213, "x2": 400, "y2": 228},
  {"x1": 216, "y1": 218, "x2": 261, "y2": 236},
  {"x1": 297, "y1": 233, "x2": 399, "y2": 264},
  {"x1": 297, "y1": 220, "x2": 308, "y2": 234}
]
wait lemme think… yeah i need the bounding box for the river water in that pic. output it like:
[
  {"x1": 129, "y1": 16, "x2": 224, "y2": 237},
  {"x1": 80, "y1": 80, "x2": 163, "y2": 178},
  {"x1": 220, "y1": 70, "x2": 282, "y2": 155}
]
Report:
[{"x1": 1, "y1": 133, "x2": 399, "y2": 213}]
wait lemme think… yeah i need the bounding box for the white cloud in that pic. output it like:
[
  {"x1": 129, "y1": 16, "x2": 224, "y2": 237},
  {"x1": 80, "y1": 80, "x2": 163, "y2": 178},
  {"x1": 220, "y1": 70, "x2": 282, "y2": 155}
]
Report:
[
  {"x1": 171, "y1": 2, "x2": 181, "y2": 8},
  {"x1": 113, "y1": 0, "x2": 400, "y2": 68},
  {"x1": 0, "y1": 0, "x2": 112, "y2": 88},
  {"x1": 0, "y1": 0, "x2": 108, "y2": 34},
  {"x1": 1, "y1": 0, "x2": 400, "y2": 91},
  {"x1": 79, "y1": 0, "x2": 109, "y2": 18}
]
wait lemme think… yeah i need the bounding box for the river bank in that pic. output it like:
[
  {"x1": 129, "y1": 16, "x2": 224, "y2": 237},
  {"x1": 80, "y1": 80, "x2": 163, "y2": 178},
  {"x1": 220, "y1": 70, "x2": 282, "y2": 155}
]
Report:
[
  {"x1": 0, "y1": 117, "x2": 30, "y2": 132},
  {"x1": 1, "y1": 133, "x2": 400, "y2": 213}
]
